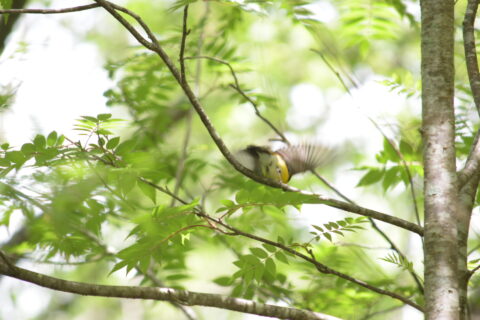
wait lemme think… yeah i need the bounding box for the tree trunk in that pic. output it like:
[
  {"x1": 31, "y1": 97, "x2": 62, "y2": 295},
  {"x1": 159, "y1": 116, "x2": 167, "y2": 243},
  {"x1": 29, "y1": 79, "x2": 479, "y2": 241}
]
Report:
[{"x1": 421, "y1": 0, "x2": 459, "y2": 319}]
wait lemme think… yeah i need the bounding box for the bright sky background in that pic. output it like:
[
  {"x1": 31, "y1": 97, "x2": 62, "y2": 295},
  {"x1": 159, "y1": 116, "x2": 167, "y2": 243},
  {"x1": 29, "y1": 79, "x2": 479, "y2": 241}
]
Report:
[{"x1": 0, "y1": 1, "x2": 462, "y2": 320}]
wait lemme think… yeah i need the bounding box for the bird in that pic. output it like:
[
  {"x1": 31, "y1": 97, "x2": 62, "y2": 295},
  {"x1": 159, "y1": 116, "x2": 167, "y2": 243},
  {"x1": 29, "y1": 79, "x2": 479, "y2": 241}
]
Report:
[{"x1": 236, "y1": 143, "x2": 334, "y2": 183}]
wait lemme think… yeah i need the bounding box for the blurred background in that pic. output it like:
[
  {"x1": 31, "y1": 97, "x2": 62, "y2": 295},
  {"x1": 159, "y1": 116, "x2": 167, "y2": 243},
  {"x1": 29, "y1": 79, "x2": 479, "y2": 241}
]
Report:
[{"x1": 0, "y1": 0, "x2": 478, "y2": 319}]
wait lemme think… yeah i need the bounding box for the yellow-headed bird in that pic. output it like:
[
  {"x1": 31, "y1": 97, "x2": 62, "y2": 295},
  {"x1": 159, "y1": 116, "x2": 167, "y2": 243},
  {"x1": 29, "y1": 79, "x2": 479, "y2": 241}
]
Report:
[{"x1": 236, "y1": 144, "x2": 333, "y2": 183}]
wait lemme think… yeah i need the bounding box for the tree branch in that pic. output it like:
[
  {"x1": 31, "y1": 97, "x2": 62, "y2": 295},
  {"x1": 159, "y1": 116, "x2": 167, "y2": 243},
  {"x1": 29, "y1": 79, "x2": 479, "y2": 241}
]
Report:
[
  {"x1": 463, "y1": 0, "x2": 480, "y2": 117},
  {"x1": 0, "y1": 4, "x2": 100, "y2": 14},
  {"x1": 188, "y1": 51, "x2": 425, "y2": 288},
  {"x1": 368, "y1": 119, "x2": 422, "y2": 226},
  {"x1": 315, "y1": 194, "x2": 423, "y2": 235},
  {"x1": 0, "y1": 258, "x2": 342, "y2": 320},
  {"x1": 195, "y1": 213, "x2": 424, "y2": 311},
  {"x1": 89, "y1": 1, "x2": 424, "y2": 236},
  {"x1": 469, "y1": 264, "x2": 480, "y2": 279},
  {"x1": 184, "y1": 55, "x2": 289, "y2": 144},
  {"x1": 179, "y1": 5, "x2": 189, "y2": 84},
  {"x1": 459, "y1": 0, "x2": 480, "y2": 188},
  {"x1": 78, "y1": 228, "x2": 198, "y2": 320},
  {"x1": 140, "y1": 177, "x2": 424, "y2": 310}
]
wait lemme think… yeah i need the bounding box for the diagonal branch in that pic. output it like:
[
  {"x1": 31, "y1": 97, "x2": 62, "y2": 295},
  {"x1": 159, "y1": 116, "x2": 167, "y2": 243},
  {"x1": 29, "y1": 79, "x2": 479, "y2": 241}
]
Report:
[
  {"x1": 459, "y1": 0, "x2": 480, "y2": 188},
  {"x1": 463, "y1": 0, "x2": 480, "y2": 117},
  {"x1": 183, "y1": 57, "x2": 423, "y2": 236},
  {"x1": 194, "y1": 212, "x2": 424, "y2": 311},
  {"x1": 0, "y1": 256, "x2": 342, "y2": 320},
  {"x1": 313, "y1": 168, "x2": 424, "y2": 293},
  {"x1": 90, "y1": 0, "x2": 423, "y2": 236},
  {"x1": 140, "y1": 178, "x2": 424, "y2": 311}
]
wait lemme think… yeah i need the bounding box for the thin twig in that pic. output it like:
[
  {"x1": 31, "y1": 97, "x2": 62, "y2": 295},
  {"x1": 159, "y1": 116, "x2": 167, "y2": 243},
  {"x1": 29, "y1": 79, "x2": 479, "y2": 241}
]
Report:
[
  {"x1": 312, "y1": 47, "x2": 422, "y2": 225},
  {"x1": 463, "y1": 0, "x2": 480, "y2": 117},
  {"x1": 0, "y1": 4, "x2": 100, "y2": 14},
  {"x1": 311, "y1": 49, "x2": 355, "y2": 92},
  {"x1": 140, "y1": 178, "x2": 423, "y2": 310},
  {"x1": 459, "y1": 0, "x2": 480, "y2": 188},
  {"x1": 138, "y1": 177, "x2": 187, "y2": 205},
  {"x1": 184, "y1": 54, "x2": 423, "y2": 236},
  {"x1": 196, "y1": 211, "x2": 423, "y2": 311},
  {"x1": 184, "y1": 55, "x2": 289, "y2": 144},
  {"x1": 171, "y1": 4, "x2": 204, "y2": 206},
  {"x1": 310, "y1": 170, "x2": 353, "y2": 203},
  {"x1": 311, "y1": 169, "x2": 424, "y2": 292},
  {"x1": 179, "y1": 5, "x2": 189, "y2": 84},
  {"x1": 313, "y1": 50, "x2": 423, "y2": 227},
  {"x1": 360, "y1": 305, "x2": 404, "y2": 320},
  {"x1": 468, "y1": 264, "x2": 480, "y2": 281},
  {"x1": 311, "y1": 46, "x2": 425, "y2": 291},
  {"x1": 369, "y1": 119, "x2": 422, "y2": 226},
  {"x1": 137, "y1": 177, "x2": 423, "y2": 309}
]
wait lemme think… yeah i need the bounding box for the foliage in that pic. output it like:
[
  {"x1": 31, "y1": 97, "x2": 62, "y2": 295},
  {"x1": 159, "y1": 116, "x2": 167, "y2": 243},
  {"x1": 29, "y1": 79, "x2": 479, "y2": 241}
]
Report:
[{"x1": 1, "y1": 0, "x2": 478, "y2": 320}]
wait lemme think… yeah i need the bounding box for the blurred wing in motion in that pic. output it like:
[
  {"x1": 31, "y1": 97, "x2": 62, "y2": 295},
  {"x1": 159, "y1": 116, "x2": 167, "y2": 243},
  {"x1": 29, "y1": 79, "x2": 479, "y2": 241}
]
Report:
[{"x1": 275, "y1": 143, "x2": 335, "y2": 177}]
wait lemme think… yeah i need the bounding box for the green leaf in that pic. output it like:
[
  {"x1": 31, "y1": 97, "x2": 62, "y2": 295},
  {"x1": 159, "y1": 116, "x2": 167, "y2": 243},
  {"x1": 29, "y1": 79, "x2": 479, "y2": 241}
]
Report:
[
  {"x1": 357, "y1": 169, "x2": 384, "y2": 187},
  {"x1": 383, "y1": 138, "x2": 400, "y2": 162},
  {"x1": 232, "y1": 283, "x2": 244, "y2": 297},
  {"x1": 6, "y1": 151, "x2": 25, "y2": 164},
  {"x1": 106, "y1": 137, "x2": 120, "y2": 149},
  {"x1": 399, "y1": 139, "x2": 413, "y2": 156},
  {"x1": 0, "y1": 207, "x2": 14, "y2": 226},
  {"x1": 97, "y1": 113, "x2": 112, "y2": 121},
  {"x1": 97, "y1": 129, "x2": 113, "y2": 135},
  {"x1": 243, "y1": 269, "x2": 255, "y2": 285},
  {"x1": 33, "y1": 135, "x2": 46, "y2": 150},
  {"x1": 0, "y1": 158, "x2": 10, "y2": 167},
  {"x1": 0, "y1": 0, "x2": 13, "y2": 10},
  {"x1": 81, "y1": 116, "x2": 98, "y2": 122},
  {"x1": 119, "y1": 171, "x2": 138, "y2": 195},
  {"x1": 382, "y1": 166, "x2": 400, "y2": 191},
  {"x1": 47, "y1": 131, "x2": 58, "y2": 146},
  {"x1": 250, "y1": 247, "x2": 268, "y2": 259},
  {"x1": 138, "y1": 180, "x2": 156, "y2": 204},
  {"x1": 261, "y1": 243, "x2": 276, "y2": 253},
  {"x1": 115, "y1": 140, "x2": 136, "y2": 155},
  {"x1": 1, "y1": 143, "x2": 9, "y2": 150},
  {"x1": 0, "y1": 0, "x2": 11, "y2": 23},
  {"x1": 337, "y1": 220, "x2": 347, "y2": 227},
  {"x1": 324, "y1": 233, "x2": 332, "y2": 242},
  {"x1": 274, "y1": 251, "x2": 289, "y2": 264},
  {"x1": 220, "y1": 199, "x2": 235, "y2": 207},
  {"x1": 265, "y1": 258, "x2": 276, "y2": 276},
  {"x1": 213, "y1": 276, "x2": 233, "y2": 286},
  {"x1": 56, "y1": 134, "x2": 65, "y2": 146},
  {"x1": 21, "y1": 143, "x2": 35, "y2": 156},
  {"x1": 109, "y1": 260, "x2": 128, "y2": 275},
  {"x1": 254, "y1": 263, "x2": 264, "y2": 282}
]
